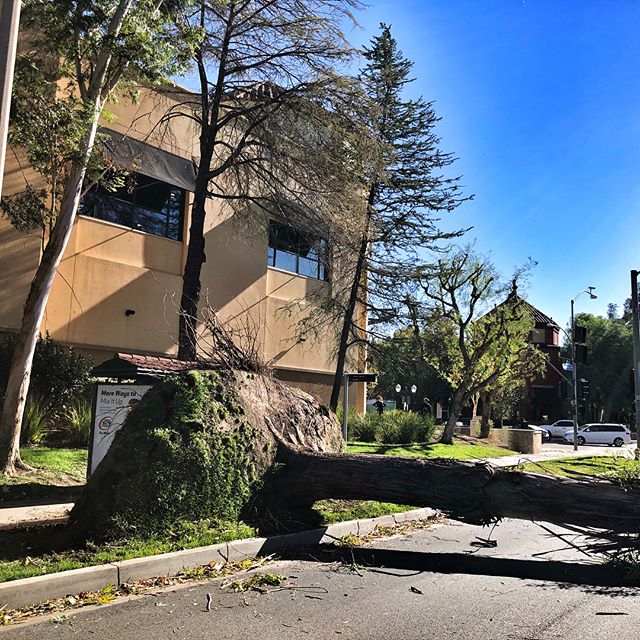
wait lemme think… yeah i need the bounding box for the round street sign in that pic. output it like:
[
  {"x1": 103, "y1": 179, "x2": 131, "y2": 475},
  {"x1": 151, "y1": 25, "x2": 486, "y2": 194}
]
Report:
[
  {"x1": 411, "y1": 385, "x2": 417, "y2": 394},
  {"x1": 395, "y1": 384, "x2": 401, "y2": 393}
]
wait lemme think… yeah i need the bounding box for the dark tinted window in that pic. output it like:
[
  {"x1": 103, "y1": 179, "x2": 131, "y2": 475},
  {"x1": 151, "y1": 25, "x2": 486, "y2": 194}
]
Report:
[
  {"x1": 557, "y1": 420, "x2": 573, "y2": 426},
  {"x1": 268, "y1": 220, "x2": 328, "y2": 281},
  {"x1": 81, "y1": 173, "x2": 185, "y2": 241}
]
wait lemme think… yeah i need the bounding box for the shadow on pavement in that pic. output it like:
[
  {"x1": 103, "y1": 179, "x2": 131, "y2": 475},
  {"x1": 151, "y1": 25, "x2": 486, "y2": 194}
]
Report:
[{"x1": 287, "y1": 545, "x2": 639, "y2": 590}]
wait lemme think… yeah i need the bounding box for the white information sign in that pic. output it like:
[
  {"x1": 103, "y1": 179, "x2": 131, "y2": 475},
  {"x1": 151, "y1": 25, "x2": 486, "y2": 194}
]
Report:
[{"x1": 90, "y1": 384, "x2": 152, "y2": 475}]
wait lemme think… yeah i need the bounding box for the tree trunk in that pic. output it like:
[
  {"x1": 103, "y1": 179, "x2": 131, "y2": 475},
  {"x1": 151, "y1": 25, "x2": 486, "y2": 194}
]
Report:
[
  {"x1": 0, "y1": 0, "x2": 133, "y2": 475},
  {"x1": 480, "y1": 391, "x2": 492, "y2": 438},
  {"x1": 329, "y1": 192, "x2": 375, "y2": 412},
  {"x1": 440, "y1": 388, "x2": 466, "y2": 444},
  {"x1": 177, "y1": 4, "x2": 235, "y2": 360},
  {"x1": 177, "y1": 158, "x2": 213, "y2": 360},
  {"x1": 0, "y1": 125, "x2": 100, "y2": 474},
  {"x1": 272, "y1": 450, "x2": 640, "y2": 534},
  {"x1": 329, "y1": 231, "x2": 368, "y2": 411},
  {"x1": 470, "y1": 392, "x2": 479, "y2": 421}
]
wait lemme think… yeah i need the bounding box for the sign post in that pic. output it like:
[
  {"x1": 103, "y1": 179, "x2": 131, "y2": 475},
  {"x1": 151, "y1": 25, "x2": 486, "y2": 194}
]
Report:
[
  {"x1": 88, "y1": 383, "x2": 152, "y2": 476},
  {"x1": 341, "y1": 372, "x2": 378, "y2": 443},
  {"x1": 342, "y1": 373, "x2": 349, "y2": 442}
]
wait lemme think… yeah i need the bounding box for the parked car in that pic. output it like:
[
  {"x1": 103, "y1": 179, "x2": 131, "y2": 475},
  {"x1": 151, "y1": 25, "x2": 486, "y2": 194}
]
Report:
[
  {"x1": 509, "y1": 423, "x2": 551, "y2": 442},
  {"x1": 539, "y1": 419, "x2": 575, "y2": 439},
  {"x1": 563, "y1": 423, "x2": 631, "y2": 447}
]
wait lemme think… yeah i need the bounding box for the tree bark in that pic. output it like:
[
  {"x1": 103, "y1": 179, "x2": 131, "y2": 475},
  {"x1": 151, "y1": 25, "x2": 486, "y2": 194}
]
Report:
[
  {"x1": 0, "y1": 126, "x2": 100, "y2": 474},
  {"x1": 440, "y1": 387, "x2": 466, "y2": 444},
  {"x1": 272, "y1": 450, "x2": 640, "y2": 534},
  {"x1": 177, "y1": 146, "x2": 213, "y2": 360},
  {"x1": 480, "y1": 391, "x2": 492, "y2": 438}
]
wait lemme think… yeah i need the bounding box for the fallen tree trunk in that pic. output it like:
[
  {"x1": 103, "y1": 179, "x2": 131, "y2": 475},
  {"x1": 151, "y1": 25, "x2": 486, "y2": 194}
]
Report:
[
  {"x1": 72, "y1": 368, "x2": 640, "y2": 541},
  {"x1": 270, "y1": 450, "x2": 640, "y2": 534}
]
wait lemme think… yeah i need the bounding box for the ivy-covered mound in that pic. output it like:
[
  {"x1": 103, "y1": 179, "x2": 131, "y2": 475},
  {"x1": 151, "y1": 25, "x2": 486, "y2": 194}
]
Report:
[{"x1": 70, "y1": 370, "x2": 342, "y2": 541}]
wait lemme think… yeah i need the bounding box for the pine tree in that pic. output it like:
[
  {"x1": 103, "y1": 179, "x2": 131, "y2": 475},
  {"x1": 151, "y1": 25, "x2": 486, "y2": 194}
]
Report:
[{"x1": 324, "y1": 24, "x2": 469, "y2": 411}]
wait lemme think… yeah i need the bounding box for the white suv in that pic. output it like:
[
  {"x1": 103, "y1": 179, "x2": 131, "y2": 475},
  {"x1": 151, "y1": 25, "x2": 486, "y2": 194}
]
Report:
[
  {"x1": 541, "y1": 419, "x2": 575, "y2": 439},
  {"x1": 563, "y1": 423, "x2": 631, "y2": 447}
]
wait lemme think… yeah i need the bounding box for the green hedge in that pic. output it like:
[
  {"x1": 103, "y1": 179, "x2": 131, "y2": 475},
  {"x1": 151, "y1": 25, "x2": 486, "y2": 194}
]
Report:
[
  {"x1": 346, "y1": 409, "x2": 436, "y2": 444},
  {"x1": 0, "y1": 333, "x2": 92, "y2": 444}
]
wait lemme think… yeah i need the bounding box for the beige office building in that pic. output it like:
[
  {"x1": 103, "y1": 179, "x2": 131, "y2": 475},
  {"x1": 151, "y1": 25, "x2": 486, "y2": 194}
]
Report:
[{"x1": 0, "y1": 85, "x2": 366, "y2": 409}]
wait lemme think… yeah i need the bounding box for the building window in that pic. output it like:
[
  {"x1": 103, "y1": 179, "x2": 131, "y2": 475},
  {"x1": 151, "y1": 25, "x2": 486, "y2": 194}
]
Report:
[
  {"x1": 81, "y1": 172, "x2": 185, "y2": 241},
  {"x1": 531, "y1": 328, "x2": 546, "y2": 344},
  {"x1": 267, "y1": 220, "x2": 327, "y2": 281}
]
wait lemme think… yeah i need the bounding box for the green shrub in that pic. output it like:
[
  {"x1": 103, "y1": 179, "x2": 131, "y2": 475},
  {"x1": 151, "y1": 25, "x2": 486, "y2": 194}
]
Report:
[
  {"x1": 20, "y1": 393, "x2": 48, "y2": 445},
  {"x1": 346, "y1": 409, "x2": 436, "y2": 445},
  {"x1": 346, "y1": 410, "x2": 377, "y2": 442},
  {"x1": 377, "y1": 416, "x2": 400, "y2": 443},
  {"x1": 0, "y1": 333, "x2": 92, "y2": 435},
  {"x1": 65, "y1": 398, "x2": 92, "y2": 447},
  {"x1": 357, "y1": 417, "x2": 378, "y2": 442}
]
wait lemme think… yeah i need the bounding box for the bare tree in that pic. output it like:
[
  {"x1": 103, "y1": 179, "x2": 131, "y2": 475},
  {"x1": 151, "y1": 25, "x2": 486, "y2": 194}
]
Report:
[
  {"x1": 170, "y1": 0, "x2": 371, "y2": 360},
  {"x1": 409, "y1": 250, "x2": 545, "y2": 444}
]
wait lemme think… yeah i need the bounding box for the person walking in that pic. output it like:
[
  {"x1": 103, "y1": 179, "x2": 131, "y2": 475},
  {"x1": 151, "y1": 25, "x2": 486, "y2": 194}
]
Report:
[{"x1": 373, "y1": 396, "x2": 386, "y2": 416}]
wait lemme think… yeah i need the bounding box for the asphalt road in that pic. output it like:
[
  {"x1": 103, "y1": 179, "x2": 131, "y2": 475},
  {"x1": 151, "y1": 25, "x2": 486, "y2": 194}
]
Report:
[{"x1": 5, "y1": 518, "x2": 640, "y2": 639}]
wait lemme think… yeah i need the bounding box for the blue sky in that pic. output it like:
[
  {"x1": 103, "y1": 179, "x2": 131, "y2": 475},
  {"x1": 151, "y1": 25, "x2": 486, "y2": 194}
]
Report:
[{"x1": 351, "y1": 0, "x2": 640, "y2": 327}]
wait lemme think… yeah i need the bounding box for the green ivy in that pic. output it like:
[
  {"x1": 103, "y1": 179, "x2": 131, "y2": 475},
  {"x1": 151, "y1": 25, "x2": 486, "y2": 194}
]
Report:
[{"x1": 74, "y1": 371, "x2": 259, "y2": 540}]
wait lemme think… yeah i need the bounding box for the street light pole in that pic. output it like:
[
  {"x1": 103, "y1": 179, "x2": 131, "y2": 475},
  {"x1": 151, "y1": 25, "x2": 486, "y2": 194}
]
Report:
[
  {"x1": 631, "y1": 270, "x2": 640, "y2": 450},
  {"x1": 0, "y1": 0, "x2": 22, "y2": 197},
  {"x1": 571, "y1": 298, "x2": 578, "y2": 452},
  {"x1": 570, "y1": 287, "x2": 597, "y2": 452}
]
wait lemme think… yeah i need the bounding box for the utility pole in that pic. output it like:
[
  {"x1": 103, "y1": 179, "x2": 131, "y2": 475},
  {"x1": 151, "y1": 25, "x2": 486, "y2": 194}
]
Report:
[
  {"x1": 571, "y1": 287, "x2": 597, "y2": 451},
  {"x1": 571, "y1": 299, "x2": 579, "y2": 452},
  {"x1": 0, "y1": 0, "x2": 21, "y2": 197},
  {"x1": 631, "y1": 270, "x2": 640, "y2": 449}
]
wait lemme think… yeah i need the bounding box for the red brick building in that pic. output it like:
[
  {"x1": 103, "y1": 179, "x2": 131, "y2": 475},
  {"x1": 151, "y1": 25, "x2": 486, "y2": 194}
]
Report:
[{"x1": 515, "y1": 298, "x2": 564, "y2": 422}]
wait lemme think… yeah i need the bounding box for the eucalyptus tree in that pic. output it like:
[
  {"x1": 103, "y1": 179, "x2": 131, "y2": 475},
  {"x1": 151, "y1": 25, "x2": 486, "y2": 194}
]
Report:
[
  {"x1": 0, "y1": 0, "x2": 197, "y2": 474},
  {"x1": 170, "y1": 0, "x2": 370, "y2": 360}
]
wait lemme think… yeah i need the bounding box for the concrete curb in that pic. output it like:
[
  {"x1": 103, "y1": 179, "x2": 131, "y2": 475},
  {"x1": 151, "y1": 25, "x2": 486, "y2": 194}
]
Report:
[
  {"x1": 0, "y1": 565, "x2": 119, "y2": 609},
  {"x1": 0, "y1": 507, "x2": 436, "y2": 610}
]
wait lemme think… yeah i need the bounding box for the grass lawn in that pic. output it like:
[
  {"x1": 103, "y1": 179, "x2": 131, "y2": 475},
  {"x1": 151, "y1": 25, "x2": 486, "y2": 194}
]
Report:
[
  {"x1": 313, "y1": 500, "x2": 414, "y2": 524},
  {"x1": 0, "y1": 447, "x2": 88, "y2": 489},
  {"x1": 0, "y1": 520, "x2": 256, "y2": 583},
  {"x1": 347, "y1": 438, "x2": 518, "y2": 460},
  {"x1": 520, "y1": 456, "x2": 640, "y2": 479}
]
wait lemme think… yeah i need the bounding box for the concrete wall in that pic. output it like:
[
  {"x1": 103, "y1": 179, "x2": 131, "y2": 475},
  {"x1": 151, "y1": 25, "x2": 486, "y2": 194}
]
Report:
[
  {"x1": 1, "y1": 85, "x2": 367, "y2": 408},
  {"x1": 507, "y1": 429, "x2": 542, "y2": 454}
]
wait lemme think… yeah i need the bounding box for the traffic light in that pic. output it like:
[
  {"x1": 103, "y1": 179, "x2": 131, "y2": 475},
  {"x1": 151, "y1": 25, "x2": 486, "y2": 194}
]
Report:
[
  {"x1": 580, "y1": 378, "x2": 590, "y2": 400},
  {"x1": 558, "y1": 379, "x2": 568, "y2": 399},
  {"x1": 574, "y1": 325, "x2": 587, "y2": 344},
  {"x1": 575, "y1": 344, "x2": 588, "y2": 364}
]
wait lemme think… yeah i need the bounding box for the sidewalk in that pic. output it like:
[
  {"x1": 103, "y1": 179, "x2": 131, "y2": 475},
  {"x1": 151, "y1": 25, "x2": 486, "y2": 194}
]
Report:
[
  {"x1": 0, "y1": 503, "x2": 73, "y2": 531},
  {"x1": 486, "y1": 443, "x2": 635, "y2": 467}
]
